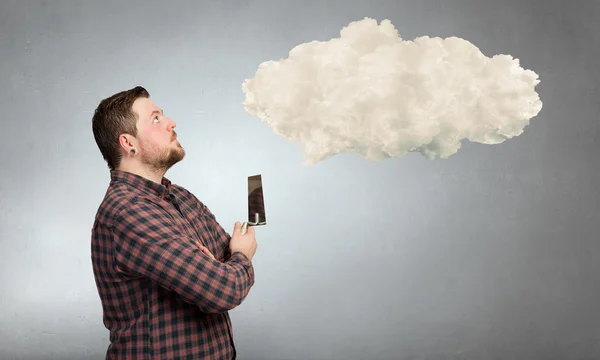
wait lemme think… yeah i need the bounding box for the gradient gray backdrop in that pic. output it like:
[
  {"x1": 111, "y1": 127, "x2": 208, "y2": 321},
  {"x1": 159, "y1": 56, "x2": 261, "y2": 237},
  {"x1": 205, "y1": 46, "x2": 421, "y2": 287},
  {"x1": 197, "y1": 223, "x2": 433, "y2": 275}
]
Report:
[{"x1": 1, "y1": 1, "x2": 599, "y2": 359}]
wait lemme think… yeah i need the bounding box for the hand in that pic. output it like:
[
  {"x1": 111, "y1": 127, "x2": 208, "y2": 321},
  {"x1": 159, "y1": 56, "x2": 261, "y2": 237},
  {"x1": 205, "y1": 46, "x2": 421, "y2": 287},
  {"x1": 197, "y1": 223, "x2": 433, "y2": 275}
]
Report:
[
  {"x1": 195, "y1": 240, "x2": 216, "y2": 261},
  {"x1": 229, "y1": 221, "x2": 258, "y2": 262}
]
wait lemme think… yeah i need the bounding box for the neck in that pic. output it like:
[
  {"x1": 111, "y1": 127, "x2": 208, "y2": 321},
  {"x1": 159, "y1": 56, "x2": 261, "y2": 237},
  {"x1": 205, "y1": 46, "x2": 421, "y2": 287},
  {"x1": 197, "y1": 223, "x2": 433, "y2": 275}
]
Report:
[{"x1": 117, "y1": 161, "x2": 166, "y2": 184}]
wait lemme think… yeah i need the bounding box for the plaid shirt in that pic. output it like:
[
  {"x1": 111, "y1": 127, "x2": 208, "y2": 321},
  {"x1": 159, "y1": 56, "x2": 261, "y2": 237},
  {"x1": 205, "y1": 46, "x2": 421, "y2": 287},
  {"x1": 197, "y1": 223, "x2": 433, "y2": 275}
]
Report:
[{"x1": 91, "y1": 170, "x2": 255, "y2": 359}]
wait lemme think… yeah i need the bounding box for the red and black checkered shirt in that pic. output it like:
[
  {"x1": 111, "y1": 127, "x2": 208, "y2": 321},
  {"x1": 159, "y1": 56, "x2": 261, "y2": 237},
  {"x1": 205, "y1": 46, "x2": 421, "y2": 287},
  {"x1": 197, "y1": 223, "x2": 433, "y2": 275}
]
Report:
[{"x1": 91, "y1": 170, "x2": 255, "y2": 359}]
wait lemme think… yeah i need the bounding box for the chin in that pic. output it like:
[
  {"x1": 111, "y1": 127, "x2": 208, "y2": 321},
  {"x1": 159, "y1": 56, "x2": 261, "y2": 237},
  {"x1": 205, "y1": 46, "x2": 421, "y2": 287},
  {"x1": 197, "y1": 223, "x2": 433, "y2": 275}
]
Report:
[{"x1": 174, "y1": 147, "x2": 185, "y2": 160}]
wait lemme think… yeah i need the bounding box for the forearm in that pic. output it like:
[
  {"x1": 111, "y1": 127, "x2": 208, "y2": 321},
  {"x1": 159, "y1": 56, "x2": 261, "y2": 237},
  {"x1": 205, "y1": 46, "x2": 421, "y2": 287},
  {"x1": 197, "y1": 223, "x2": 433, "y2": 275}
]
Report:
[
  {"x1": 112, "y1": 206, "x2": 254, "y2": 314},
  {"x1": 115, "y1": 236, "x2": 254, "y2": 313},
  {"x1": 224, "y1": 251, "x2": 255, "y2": 304}
]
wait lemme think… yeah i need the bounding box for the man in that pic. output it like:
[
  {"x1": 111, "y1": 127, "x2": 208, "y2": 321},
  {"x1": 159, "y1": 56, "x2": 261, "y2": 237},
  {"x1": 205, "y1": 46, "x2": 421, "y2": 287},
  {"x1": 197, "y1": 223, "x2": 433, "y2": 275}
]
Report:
[{"x1": 90, "y1": 86, "x2": 257, "y2": 359}]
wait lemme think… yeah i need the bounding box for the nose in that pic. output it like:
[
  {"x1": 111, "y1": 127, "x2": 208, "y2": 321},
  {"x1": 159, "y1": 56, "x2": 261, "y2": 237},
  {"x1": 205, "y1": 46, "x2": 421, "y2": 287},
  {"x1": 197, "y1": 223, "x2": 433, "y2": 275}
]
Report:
[{"x1": 167, "y1": 117, "x2": 177, "y2": 131}]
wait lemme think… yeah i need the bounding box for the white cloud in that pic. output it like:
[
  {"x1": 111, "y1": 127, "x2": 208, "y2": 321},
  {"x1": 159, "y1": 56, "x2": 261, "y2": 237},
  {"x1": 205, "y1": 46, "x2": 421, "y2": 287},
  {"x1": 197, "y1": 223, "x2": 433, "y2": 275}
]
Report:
[{"x1": 242, "y1": 18, "x2": 543, "y2": 166}]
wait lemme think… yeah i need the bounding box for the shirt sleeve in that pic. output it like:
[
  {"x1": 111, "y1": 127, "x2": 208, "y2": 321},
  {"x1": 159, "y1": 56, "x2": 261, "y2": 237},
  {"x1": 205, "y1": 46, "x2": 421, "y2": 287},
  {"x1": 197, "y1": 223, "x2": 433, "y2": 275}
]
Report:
[
  {"x1": 183, "y1": 188, "x2": 239, "y2": 262},
  {"x1": 196, "y1": 201, "x2": 235, "y2": 262},
  {"x1": 110, "y1": 196, "x2": 255, "y2": 314}
]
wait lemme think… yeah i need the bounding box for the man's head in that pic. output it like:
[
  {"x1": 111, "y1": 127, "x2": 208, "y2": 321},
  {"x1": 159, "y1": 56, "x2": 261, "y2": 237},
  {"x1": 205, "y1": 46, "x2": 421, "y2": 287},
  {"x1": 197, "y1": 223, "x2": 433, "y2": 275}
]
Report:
[{"x1": 92, "y1": 86, "x2": 185, "y2": 177}]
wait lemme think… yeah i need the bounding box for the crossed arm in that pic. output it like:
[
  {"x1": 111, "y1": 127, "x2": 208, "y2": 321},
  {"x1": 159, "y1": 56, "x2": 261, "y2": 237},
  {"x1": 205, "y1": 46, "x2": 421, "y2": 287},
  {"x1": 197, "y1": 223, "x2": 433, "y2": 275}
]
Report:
[{"x1": 110, "y1": 198, "x2": 255, "y2": 314}]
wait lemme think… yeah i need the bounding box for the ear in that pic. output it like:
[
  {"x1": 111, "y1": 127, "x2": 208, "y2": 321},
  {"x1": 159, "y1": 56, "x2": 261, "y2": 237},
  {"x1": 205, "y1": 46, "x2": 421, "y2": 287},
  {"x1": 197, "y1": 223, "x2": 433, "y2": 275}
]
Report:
[{"x1": 118, "y1": 134, "x2": 137, "y2": 154}]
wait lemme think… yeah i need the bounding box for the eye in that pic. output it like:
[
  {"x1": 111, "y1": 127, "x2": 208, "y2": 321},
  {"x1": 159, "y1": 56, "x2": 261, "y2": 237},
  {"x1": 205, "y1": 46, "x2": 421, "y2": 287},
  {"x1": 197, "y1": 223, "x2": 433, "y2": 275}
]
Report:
[{"x1": 152, "y1": 116, "x2": 159, "y2": 123}]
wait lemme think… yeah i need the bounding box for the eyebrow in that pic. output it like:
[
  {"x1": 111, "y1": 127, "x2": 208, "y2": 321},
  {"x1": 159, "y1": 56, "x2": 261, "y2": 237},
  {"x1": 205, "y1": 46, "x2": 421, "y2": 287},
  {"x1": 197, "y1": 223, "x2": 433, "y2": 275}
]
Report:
[{"x1": 149, "y1": 109, "x2": 164, "y2": 120}]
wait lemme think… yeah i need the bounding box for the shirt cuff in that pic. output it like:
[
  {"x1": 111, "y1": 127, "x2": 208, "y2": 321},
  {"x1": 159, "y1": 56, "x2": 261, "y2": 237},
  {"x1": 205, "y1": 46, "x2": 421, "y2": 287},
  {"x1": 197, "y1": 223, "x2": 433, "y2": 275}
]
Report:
[
  {"x1": 230, "y1": 251, "x2": 251, "y2": 266},
  {"x1": 229, "y1": 251, "x2": 254, "y2": 282}
]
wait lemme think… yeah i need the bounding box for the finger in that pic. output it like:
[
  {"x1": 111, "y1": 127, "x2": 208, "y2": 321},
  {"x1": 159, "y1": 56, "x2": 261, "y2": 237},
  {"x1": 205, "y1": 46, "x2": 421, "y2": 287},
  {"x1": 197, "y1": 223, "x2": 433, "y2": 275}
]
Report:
[
  {"x1": 233, "y1": 221, "x2": 242, "y2": 235},
  {"x1": 198, "y1": 245, "x2": 214, "y2": 259},
  {"x1": 203, "y1": 248, "x2": 215, "y2": 260},
  {"x1": 196, "y1": 242, "x2": 210, "y2": 255}
]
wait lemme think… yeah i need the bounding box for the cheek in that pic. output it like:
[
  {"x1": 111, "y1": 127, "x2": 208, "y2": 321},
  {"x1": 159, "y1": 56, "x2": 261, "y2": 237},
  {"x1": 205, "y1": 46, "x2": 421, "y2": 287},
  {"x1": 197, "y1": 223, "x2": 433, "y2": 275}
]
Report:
[
  {"x1": 146, "y1": 127, "x2": 162, "y2": 137},
  {"x1": 138, "y1": 134, "x2": 157, "y2": 152},
  {"x1": 140, "y1": 131, "x2": 168, "y2": 152},
  {"x1": 143, "y1": 128, "x2": 162, "y2": 143},
  {"x1": 147, "y1": 127, "x2": 170, "y2": 142}
]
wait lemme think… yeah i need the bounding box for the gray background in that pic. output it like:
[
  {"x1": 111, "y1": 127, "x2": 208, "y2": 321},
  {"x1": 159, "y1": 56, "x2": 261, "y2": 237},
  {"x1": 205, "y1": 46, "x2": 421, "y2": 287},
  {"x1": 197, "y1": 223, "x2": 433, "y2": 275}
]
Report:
[{"x1": 1, "y1": 0, "x2": 599, "y2": 359}]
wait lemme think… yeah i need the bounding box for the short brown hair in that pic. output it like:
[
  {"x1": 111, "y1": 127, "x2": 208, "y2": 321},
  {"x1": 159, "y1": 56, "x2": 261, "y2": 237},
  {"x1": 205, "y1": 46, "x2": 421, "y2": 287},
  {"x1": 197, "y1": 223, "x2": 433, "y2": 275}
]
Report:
[{"x1": 92, "y1": 86, "x2": 150, "y2": 170}]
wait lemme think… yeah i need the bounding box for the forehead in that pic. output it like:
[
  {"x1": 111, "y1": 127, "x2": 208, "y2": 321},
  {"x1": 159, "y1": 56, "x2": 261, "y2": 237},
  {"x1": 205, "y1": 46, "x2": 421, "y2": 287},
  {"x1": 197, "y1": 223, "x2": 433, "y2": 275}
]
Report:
[{"x1": 132, "y1": 97, "x2": 160, "y2": 120}]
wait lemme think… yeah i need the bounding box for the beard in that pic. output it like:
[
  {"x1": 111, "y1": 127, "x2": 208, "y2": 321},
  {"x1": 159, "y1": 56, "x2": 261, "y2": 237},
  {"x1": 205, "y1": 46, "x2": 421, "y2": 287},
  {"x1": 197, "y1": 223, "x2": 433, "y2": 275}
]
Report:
[{"x1": 140, "y1": 140, "x2": 185, "y2": 173}]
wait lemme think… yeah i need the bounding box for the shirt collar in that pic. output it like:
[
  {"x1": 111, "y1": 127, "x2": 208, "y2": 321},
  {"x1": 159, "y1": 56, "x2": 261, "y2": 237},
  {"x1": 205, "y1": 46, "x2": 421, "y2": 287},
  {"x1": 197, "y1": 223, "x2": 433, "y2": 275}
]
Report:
[{"x1": 110, "y1": 170, "x2": 172, "y2": 199}]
